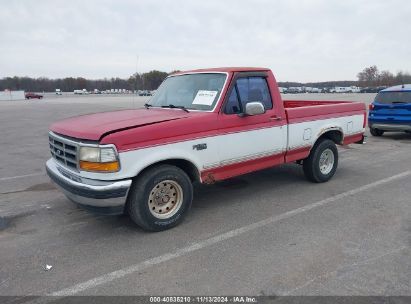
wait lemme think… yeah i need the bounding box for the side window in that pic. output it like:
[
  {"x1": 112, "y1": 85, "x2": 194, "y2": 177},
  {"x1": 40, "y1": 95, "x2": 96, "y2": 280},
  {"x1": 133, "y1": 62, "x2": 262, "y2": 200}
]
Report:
[
  {"x1": 236, "y1": 77, "x2": 273, "y2": 110},
  {"x1": 225, "y1": 87, "x2": 241, "y2": 114}
]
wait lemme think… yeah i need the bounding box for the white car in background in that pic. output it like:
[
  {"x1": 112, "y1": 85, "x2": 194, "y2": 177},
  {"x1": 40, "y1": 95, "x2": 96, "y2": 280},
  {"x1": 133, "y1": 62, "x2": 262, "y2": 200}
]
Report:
[
  {"x1": 74, "y1": 89, "x2": 89, "y2": 95},
  {"x1": 330, "y1": 86, "x2": 360, "y2": 93},
  {"x1": 350, "y1": 86, "x2": 361, "y2": 93}
]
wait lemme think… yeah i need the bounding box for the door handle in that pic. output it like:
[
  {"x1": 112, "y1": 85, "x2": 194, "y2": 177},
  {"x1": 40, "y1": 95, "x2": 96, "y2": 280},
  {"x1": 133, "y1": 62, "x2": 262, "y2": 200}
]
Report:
[{"x1": 270, "y1": 116, "x2": 282, "y2": 121}]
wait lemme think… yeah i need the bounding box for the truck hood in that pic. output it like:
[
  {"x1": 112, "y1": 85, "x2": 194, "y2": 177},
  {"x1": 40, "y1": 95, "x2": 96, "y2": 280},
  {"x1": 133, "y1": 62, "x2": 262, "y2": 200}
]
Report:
[{"x1": 50, "y1": 109, "x2": 191, "y2": 141}]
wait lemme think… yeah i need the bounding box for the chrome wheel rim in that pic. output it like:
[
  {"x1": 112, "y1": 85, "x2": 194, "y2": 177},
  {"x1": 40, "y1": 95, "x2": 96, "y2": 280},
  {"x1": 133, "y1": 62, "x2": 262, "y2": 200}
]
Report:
[
  {"x1": 319, "y1": 148, "x2": 335, "y2": 175},
  {"x1": 148, "y1": 180, "x2": 183, "y2": 219}
]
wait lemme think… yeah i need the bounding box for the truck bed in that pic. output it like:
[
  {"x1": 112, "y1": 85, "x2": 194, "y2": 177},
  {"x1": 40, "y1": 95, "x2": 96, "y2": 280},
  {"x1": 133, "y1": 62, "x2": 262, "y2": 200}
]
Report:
[{"x1": 284, "y1": 100, "x2": 366, "y2": 124}]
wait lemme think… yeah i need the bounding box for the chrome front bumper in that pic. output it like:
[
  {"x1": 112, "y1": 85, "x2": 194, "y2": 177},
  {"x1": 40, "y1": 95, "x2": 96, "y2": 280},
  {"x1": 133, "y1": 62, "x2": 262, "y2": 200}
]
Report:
[{"x1": 46, "y1": 159, "x2": 132, "y2": 211}]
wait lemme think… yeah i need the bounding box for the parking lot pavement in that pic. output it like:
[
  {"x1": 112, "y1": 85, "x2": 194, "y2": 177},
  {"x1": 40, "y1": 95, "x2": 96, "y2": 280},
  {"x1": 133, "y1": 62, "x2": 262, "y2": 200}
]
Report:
[
  {"x1": 0, "y1": 94, "x2": 410, "y2": 297},
  {"x1": 0, "y1": 95, "x2": 148, "y2": 216}
]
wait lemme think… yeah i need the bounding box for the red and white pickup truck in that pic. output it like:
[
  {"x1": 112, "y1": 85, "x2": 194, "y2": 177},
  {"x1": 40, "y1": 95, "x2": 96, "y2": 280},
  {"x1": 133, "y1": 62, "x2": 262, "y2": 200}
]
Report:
[{"x1": 46, "y1": 67, "x2": 366, "y2": 231}]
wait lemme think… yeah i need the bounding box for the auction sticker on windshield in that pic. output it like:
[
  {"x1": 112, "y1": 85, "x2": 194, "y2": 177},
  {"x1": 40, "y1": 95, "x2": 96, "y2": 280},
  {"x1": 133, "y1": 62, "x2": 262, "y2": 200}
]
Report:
[{"x1": 192, "y1": 90, "x2": 218, "y2": 105}]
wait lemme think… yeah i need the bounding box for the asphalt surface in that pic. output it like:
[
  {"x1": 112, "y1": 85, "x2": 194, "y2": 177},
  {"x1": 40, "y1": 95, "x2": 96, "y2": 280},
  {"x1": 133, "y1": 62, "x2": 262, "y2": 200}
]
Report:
[{"x1": 0, "y1": 93, "x2": 410, "y2": 298}]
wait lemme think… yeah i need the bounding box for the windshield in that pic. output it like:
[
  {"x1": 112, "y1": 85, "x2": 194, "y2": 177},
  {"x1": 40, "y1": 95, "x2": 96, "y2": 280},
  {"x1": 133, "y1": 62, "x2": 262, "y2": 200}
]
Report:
[
  {"x1": 375, "y1": 91, "x2": 411, "y2": 104},
  {"x1": 148, "y1": 73, "x2": 227, "y2": 111}
]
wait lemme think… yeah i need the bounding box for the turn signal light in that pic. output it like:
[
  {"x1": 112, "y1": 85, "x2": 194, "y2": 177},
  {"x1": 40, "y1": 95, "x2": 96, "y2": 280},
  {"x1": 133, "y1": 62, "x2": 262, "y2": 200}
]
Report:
[
  {"x1": 369, "y1": 103, "x2": 375, "y2": 111},
  {"x1": 79, "y1": 161, "x2": 120, "y2": 172}
]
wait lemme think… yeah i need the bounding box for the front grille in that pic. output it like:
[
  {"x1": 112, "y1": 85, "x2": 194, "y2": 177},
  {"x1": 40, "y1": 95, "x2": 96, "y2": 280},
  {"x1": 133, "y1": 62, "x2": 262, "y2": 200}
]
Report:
[{"x1": 49, "y1": 133, "x2": 79, "y2": 171}]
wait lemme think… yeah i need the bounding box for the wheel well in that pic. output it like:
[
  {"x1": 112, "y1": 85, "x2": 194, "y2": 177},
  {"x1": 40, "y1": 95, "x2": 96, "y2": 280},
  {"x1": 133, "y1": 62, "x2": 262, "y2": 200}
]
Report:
[
  {"x1": 317, "y1": 129, "x2": 343, "y2": 145},
  {"x1": 138, "y1": 159, "x2": 200, "y2": 183}
]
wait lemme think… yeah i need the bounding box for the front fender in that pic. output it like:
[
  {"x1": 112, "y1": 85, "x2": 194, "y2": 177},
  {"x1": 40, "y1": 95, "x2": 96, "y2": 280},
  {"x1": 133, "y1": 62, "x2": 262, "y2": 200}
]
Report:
[{"x1": 115, "y1": 139, "x2": 219, "y2": 180}]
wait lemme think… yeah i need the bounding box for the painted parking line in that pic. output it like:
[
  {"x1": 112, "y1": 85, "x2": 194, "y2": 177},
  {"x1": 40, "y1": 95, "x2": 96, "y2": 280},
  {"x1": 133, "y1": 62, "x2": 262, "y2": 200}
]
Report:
[
  {"x1": 0, "y1": 173, "x2": 44, "y2": 181},
  {"x1": 36, "y1": 170, "x2": 411, "y2": 298}
]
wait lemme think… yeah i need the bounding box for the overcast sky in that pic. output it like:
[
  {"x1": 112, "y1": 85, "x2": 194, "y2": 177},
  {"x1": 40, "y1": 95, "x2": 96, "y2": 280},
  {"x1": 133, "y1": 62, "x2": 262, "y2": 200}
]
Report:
[{"x1": 0, "y1": 0, "x2": 410, "y2": 82}]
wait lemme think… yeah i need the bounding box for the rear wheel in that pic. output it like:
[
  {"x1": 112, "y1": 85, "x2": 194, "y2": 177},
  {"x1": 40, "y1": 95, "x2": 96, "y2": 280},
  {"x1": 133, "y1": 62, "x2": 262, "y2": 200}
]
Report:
[
  {"x1": 370, "y1": 128, "x2": 384, "y2": 136},
  {"x1": 127, "y1": 165, "x2": 193, "y2": 231},
  {"x1": 303, "y1": 139, "x2": 338, "y2": 183}
]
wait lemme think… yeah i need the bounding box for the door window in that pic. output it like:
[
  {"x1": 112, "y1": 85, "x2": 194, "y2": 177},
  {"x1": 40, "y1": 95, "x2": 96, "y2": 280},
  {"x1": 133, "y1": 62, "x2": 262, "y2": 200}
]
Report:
[{"x1": 225, "y1": 77, "x2": 273, "y2": 114}]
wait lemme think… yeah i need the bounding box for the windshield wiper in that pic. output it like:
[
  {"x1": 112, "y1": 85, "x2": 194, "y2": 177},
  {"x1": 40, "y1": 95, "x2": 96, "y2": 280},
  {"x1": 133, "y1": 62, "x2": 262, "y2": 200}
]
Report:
[
  {"x1": 161, "y1": 104, "x2": 190, "y2": 112},
  {"x1": 392, "y1": 101, "x2": 406, "y2": 104},
  {"x1": 144, "y1": 103, "x2": 152, "y2": 109}
]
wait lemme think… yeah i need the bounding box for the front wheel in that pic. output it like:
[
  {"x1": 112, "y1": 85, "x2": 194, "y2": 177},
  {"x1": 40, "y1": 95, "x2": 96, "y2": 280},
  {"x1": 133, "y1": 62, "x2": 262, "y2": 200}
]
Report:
[
  {"x1": 370, "y1": 128, "x2": 384, "y2": 136},
  {"x1": 303, "y1": 139, "x2": 338, "y2": 183},
  {"x1": 127, "y1": 165, "x2": 193, "y2": 231}
]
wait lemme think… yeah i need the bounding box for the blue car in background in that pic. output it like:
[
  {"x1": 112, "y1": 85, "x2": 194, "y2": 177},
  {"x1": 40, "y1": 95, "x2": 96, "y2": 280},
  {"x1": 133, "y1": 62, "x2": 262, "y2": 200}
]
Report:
[{"x1": 368, "y1": 84, "x2": 411, "y2": 136}]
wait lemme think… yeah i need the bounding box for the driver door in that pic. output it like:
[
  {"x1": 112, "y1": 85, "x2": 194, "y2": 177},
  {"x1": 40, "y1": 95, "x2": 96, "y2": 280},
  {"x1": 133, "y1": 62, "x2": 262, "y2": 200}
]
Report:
[{"x1": 213, "y1": 73, "x2": 287, "y2": 180}]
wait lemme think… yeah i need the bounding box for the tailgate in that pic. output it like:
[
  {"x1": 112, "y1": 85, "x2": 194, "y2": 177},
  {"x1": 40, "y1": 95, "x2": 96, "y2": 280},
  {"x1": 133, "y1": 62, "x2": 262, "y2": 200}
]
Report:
[{"x1": 371, "y1": 103, "x2": 411, "y2": 124}]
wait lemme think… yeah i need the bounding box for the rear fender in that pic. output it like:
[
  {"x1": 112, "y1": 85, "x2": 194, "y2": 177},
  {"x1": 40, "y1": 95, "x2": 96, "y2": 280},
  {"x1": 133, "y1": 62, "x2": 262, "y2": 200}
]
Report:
[{"x1": 315, "y1": 126, "x2": 344, "y2": 145}]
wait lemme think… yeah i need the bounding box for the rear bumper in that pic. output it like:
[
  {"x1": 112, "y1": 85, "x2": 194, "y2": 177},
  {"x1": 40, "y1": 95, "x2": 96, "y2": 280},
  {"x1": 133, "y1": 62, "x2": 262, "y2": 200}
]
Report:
[
  {"x1": 46, "y1": 159, "x2": 131, "y2": 213},
  {"x1": 369, "y1": 122, "x2": 411, "y2": 131}
]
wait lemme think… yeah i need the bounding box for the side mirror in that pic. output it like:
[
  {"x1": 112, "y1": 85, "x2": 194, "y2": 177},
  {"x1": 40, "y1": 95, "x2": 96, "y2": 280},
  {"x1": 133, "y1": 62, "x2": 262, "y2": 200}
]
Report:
[{"x1": 244, "y1": 102, "x2": 265, "y2": 116}]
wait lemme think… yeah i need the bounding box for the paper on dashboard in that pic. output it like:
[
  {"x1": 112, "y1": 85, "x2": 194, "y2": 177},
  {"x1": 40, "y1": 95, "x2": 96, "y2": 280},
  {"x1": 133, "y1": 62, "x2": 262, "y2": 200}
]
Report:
[{"x1": 192, "y1": 90, "x2": 218, "y2": 106}]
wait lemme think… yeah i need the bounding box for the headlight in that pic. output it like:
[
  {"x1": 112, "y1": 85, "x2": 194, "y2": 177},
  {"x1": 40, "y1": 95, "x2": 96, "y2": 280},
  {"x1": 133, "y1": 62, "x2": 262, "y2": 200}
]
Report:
[
  {"x1": 79, "y1": 147, "x2": 101, "y2": 162},
  {"x1": 79, "y1": 146, "x2": 119, "y2": 172}
]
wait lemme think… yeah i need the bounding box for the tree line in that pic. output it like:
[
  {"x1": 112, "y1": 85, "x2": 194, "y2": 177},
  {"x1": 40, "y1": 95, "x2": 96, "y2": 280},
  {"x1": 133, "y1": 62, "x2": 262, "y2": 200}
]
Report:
[
  {"x1": 357, "y1": 66, "x2": 411, "y2": 87},
  {"x1": 1, "y1": 66, "x2": 410, "y2": 92},
  {"x1": 0, "y1": 70, "x2": 170, "y2": 92},
  {"x1": 278, "y1": 66, "x2": 411, "y2": 89}
]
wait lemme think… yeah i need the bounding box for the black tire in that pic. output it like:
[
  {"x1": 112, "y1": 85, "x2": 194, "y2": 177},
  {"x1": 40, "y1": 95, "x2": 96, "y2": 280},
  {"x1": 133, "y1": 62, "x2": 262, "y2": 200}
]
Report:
[
  {"x1": 303, "y1": 139, "x2": 339, "y2": 183},
  {"x1": 127, "y1": 165, "x2": 193, "y2": 231},
  {"x1": 370, "y1": 128, "x2": 384, "y2": 136}
]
